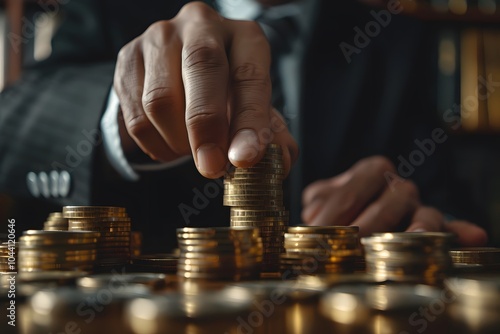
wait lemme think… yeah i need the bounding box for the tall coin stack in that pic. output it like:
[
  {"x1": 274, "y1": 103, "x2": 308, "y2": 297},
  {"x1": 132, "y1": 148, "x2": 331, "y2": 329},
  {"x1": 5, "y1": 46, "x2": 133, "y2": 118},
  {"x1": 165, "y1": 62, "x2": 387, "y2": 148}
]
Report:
[
  {"x1": 64, "y1": 206, "x2": 131, "y2": 272},
  {"x1": 18, "y1": 230, "x2": 98, "y2": 272},
  {"x1": 176, "y1": 227, "x2": 263, "y2": 280},
  {"x1": 43, "y1": 212, "x2": 69, "y2": 231},
  {"x1": 361, "y1": 232, "x2": 455, "y2": 285},
  {"x1": 225, "y1": 143, "x2": 288, "y2": 273},
  {"x1": 281, "y1": 226, "x2": 364, "y2": 277}
]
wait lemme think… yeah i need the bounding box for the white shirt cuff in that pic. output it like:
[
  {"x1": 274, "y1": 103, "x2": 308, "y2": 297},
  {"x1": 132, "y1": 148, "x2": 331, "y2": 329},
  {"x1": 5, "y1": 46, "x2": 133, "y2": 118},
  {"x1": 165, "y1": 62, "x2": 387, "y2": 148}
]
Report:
[{"x1": 100, "y1": 88, "x2": 192, "y2": 181}]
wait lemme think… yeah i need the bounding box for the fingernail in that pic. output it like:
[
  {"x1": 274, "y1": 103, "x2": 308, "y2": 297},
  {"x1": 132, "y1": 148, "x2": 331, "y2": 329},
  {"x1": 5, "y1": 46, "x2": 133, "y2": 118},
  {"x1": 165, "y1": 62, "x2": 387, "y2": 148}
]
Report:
[
  {"x1": 196, "y1": 144, "x2": 226, "y2": 177},
  {"x1": 228, "y1": 129, "x2": 260, "y2": 163}
]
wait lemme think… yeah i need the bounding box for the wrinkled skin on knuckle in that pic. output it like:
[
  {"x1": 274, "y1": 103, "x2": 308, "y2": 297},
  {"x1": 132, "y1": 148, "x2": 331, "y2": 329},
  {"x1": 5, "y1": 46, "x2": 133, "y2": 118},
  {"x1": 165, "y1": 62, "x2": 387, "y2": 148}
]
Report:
[
  {"x1": 232, "y1": 62, "x2": 271, "y2": 92},
  {"x1": 185, "y1": 103, "x2": 221, "y2": 132},
  {"x1": 126, "y1": 114, "x2": 153, "y2": 140},
  {"x1": 183, "y1": 40, "x2": 226, "y2": 71},
  {"x1": 142, "y1": 87, "x2": 176, "y2": 116}
]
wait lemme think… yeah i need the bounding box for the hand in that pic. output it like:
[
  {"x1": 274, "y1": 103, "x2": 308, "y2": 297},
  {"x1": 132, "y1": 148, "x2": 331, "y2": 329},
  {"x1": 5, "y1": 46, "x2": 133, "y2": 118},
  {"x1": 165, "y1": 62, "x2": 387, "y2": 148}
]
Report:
[
  {"x1": 301, "y1": 156, "x2": 488, "y2": 246},
  {"x1": 114, "y1": 2, "x2": 297, "y2": 178}
]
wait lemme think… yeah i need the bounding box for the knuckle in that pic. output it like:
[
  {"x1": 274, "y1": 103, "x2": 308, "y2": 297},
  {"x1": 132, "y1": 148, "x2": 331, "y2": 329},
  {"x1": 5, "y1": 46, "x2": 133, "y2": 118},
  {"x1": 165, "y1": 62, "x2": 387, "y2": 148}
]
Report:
[
  {"x1": 369, "y1": 155, "x2": 396, "y2": 174},
  {"x1": 144, "y1": 21, "x2": 174, "y2": 45},
  {"x1": 183, "y1": 41, "x2": 226, "y2": 71},
  {"x1": 142, "y1": 87, "x2": 176, "y2": 115},
  {"x1": 177, "y1": 1, "x2": 217, "y2": 20},
  {"x1": 232, "y1": 63, "x2": 271, "y2": 90},
  {"x1": 400, "y1": 180, "x2": 420, "y2": 201},
  {"x1": 126, "y1": 114, "x2": 153, "y2": 139},
  {"x1": 236, "y1": 102, "x2": 269, "y2": 122},
  {"x1": 185, "y1": 103, "x2": 221, "y2": 130}
]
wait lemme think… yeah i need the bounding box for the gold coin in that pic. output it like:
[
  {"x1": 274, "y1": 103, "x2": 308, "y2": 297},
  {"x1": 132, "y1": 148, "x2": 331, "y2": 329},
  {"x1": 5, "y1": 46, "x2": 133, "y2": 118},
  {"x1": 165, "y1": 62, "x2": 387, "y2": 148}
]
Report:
[
  {"x1": 287, "y1": 226, "x2": 359, "y2": 235},
  {"x1": 230, "y1": 208, "x2": 288, "y2": 216},
  {"x1": 224, "y1": 189, "x2": 284, "y2": 196},
  {"x1": 223, "y1": 199, "x2": 283, "y2": 206},
  {"x1": 63, "y1": 206, "x2": 126, "y2": 212}
]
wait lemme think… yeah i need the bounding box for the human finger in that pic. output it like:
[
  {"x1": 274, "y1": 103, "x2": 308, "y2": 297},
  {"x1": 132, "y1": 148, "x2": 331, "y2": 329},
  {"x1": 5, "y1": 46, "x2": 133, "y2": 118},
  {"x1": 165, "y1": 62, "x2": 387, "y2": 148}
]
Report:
[
  {"x1": 141, "y1": 21, "x2": 190, "y2": 156},
  {"x1": 178, "y1": 3, "x2": 231, "y2": 178},
  {"x1": 405, "y1": 206, "x2": 445, "y2": 233},
  {"x1": 444, "y1": 220, "x2": 488, "y2": 246},
  {"x1": 351, "y1": 180, "x2": 420, "y2": 236},
  {"x1": 225, "y1": 20, "x2": 273, "y2": 168},
  {"x1": 115, "y1": 38, "x2": 179, "y2": 161}
]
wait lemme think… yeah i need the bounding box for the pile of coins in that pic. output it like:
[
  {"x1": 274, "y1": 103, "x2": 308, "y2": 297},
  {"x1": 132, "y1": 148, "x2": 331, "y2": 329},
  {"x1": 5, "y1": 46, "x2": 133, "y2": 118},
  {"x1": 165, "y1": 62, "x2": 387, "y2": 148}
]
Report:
[
  {"x1": 43, "y1": 212, "x2": 69, "y2": 230},
  {"x1": 361, "y1": 232, "x2": 455, "y2": 285},
  {"x1": 64, "y1": 206, "x2": 131, "y2": 271},
  {"x1": 225, "y1": 143, "x2": 288, "y2": 272},
  {"x1": 449, "y1": 247, "x2": 500, "y2": 272},
  {"x1": 0, "y1": 241, "x2": 16, "y2": 272},
  {"x1": 281, "y1": 226, "x2": 364, "y2": 277},
  {"x1": 18, "y1": 230, "x2": 98, "y2": 272},
  {"x1": 176, "y1": 227, "x2": 263, "y2": 280}
]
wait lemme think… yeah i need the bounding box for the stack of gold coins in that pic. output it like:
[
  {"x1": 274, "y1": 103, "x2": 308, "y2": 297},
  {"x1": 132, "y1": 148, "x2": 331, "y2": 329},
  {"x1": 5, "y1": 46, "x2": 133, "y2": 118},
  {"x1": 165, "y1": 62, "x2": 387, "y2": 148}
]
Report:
[
  {"x1": 130, "y1": 254, "x2": 179, "y2": 273},
  {"x1": 361, "y1": 232, "x2": 455, "y2": 285},
  {"x1": 225, "y1": 143, "x2": 288, "y2": 273},
  {"x1": 281, "y1": 226, "x2": 364, "y2": 277},
  {"x1": 176, "y1": 227, "x2": 263, "y2": 280},
  {"x1": 18, "y1": 230, "x2": 98, "y2": 272},
  {"x1": 450, "y1": 247, "x2": 500, "y2": 272},
  {"x1": 0, "y1": 241, "x2": 17, "y2": 272},
  {"x1": 130, "y1": 231, "x2": 142, "y2": 257},
  {"x1": 63, "y1": 206, "x2": 131, "y2": 272},
  {"x1": 43, "y1": 212, "x2": 69, "y2": 230}
]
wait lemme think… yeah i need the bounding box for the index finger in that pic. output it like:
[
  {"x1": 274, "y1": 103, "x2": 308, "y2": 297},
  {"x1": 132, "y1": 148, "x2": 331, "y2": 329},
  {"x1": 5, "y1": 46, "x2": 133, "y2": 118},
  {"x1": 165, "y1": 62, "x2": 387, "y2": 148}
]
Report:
[{"x1": 180, "y1": 16, "x2": 230, "y2": 178}]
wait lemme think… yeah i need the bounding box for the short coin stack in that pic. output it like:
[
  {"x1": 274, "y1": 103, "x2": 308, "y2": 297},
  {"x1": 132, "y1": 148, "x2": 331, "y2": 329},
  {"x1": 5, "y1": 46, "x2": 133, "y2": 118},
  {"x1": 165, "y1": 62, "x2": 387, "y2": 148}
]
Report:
[
  {"x1": 449, "y1": 247, "x2": 500, "y2": 272},
  {"x1": 361, "y1": 232, "x2": 455, "y2": 285},
  {"x1": 281, "y1": 226, "x2": 364, "y2": 277},
  {"x1": 18, "y1": 230, "x2": 98, "y2": 272},
  {"x1": 64, "y1": 206, "x2": 131, "y2": 272},
  {"x1": 225, "y1": 144, "x2": 288, "y2": 272},
  {"x1": 176, "y1": 227, "x2": 263, "y2": 280},
  {"x1": 43, "y1": 212, "x2": 69, "y2": 231},
  {"x1": 0, "y1": 241, "x2": 16, "y2": 272}
]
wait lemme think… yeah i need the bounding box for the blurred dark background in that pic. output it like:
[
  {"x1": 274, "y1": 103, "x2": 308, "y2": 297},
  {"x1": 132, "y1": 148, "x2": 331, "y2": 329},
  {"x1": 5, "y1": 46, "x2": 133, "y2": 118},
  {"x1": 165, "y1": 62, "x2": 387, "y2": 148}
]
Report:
[{"x1": 1, "y1": 0, "x2": 500, "y2": 245}]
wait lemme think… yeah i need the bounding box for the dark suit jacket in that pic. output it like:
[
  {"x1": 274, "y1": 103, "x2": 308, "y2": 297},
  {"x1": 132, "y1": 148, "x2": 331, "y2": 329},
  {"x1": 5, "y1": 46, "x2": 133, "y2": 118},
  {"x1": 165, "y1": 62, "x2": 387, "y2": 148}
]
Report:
[{"x1": 0, "y1": 0, "x2": 485, "y2": 252}]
